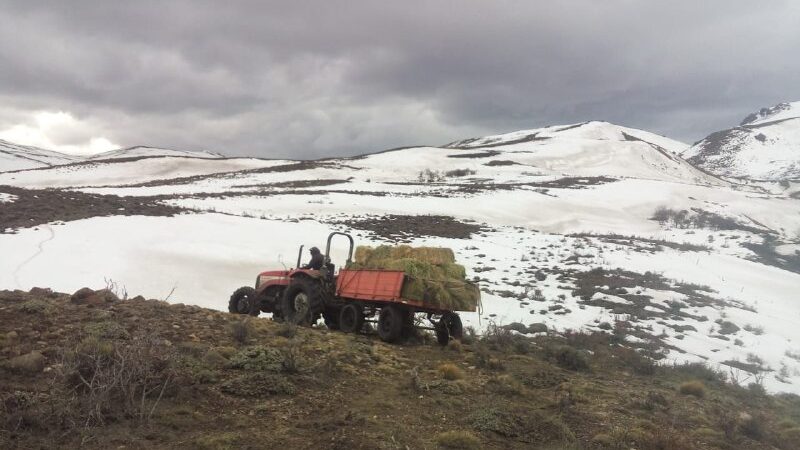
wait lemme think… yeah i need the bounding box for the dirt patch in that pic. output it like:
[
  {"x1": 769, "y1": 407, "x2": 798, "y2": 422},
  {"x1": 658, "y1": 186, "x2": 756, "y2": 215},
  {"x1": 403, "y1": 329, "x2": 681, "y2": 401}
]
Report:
[
  {"x1": 569, "y1": 233, "x2": 710, "y2": 253},
  {"x1": 652, "y1": 207, "x2": 770, "y2": 235},
  {"x1": 334, "y1": 214, "x2": 489, "y2": 241},
  {"x1": 0, "y1": 185, "x2": 184, "y2": 233},
  {"x1": 232, "y1": 179, "x2": 348, "y2": 189},
  {"x1": 386, "y1": 176, "x2": 617, "y2": 195},
  {"x1": 742, "y1": 236, "x2": 800, "y2": 274},
  {"x1": 447, "y1": 151, "x2": 501, "y2": 159},
  {"x1": 484, "y1": 160, "x2": 519, "y2": 166}
]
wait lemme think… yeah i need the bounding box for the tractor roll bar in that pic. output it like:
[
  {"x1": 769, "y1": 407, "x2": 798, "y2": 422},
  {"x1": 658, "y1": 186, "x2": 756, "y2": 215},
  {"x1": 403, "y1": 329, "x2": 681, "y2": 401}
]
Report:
[
  {"x1": 296, "y1": 244, "x2": 304, "y2": 269},
  {"x1": 326, "y1": 232, "x2": 354, "y2": 265}
]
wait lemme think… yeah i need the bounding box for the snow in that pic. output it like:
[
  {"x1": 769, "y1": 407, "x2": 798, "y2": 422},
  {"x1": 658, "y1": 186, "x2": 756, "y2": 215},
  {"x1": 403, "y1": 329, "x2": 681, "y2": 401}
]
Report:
[
  {"x1": 745, "y1": 101, "x2": 800, "y2": 125},
  {"x1": 1, "y1": 120, "x2": 800, "y2": 393},
  {"x1": 0, "y1": 157, "x2": 289, "y2": 189},
  {"x1": 0, "y1": 139, "x2": 81, "y2": 172},
  {"x1": 88, "y1": 146, "x2": 224, "y2": 160},
  {"x1": 0, "y1": 192, "x2": 17, "y2": 203},
  {"x1": 684, "y1": 101, "x2": 800, "y2": 180}
]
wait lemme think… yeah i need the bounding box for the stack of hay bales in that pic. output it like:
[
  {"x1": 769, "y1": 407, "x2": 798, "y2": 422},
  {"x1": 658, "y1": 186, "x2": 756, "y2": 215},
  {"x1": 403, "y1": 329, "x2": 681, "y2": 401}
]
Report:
[{"x1": 350, "y1": 245, "x2": 479, "y2": 311}]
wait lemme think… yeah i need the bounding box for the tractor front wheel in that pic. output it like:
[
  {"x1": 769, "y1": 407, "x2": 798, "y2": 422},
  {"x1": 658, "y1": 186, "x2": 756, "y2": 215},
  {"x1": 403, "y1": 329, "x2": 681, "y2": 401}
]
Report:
[
  {"x1": 377, "y1": 305, "x2": 405, "y2": 343},
  {"x1": 229, "y1": 286, "x2": 259, "y2": 316},
  {"x1": 339, "y1": 304, "x2": 365, "y2": 334},
  {"x1": 282, "y1": 278, "x2": 323, "y2": 325}
]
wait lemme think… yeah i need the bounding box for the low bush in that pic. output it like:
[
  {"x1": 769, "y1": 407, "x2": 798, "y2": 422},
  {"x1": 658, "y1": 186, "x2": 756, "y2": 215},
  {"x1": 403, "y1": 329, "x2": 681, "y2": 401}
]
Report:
[
  {"x1": 548, "y1": 345, "x2": 590, "y2": 371},
  {"x1": 276, "y1": 322, "x2": 298, "y2": 338},
  {"x1": 435, "y1": 430, "x2": 481, "y2": 449},
  {"x1": 16, "y1": 299, "x2": 52, "y2": 314},
  {"x1": 230, "y1": 319, "x2": 252, "y2": 344},
  {"x1": 679, "y1": 380, "x2": 706, "y2": 398},
  {"x1": 438, "y1": 363, "x2": 465, "y2": 381},
  {"x1": 227, "y1": 345, "x2": 283, "y2": 372}
]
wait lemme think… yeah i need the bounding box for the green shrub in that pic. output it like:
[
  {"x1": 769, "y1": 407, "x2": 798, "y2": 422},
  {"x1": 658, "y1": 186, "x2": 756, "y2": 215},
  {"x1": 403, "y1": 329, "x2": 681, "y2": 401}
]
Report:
[
  {"x1": 16, "y1": 300, "x2": 51, "y2": 314},
  {"x1": 550, "y1": 345, "x2": 589, "y2": 371},
  {"x1": 84, "y1": 321, "x2": 130, "y2": 340},
  {"x1": 227, "y1": 345, "x2": 283, "y2": 371}
]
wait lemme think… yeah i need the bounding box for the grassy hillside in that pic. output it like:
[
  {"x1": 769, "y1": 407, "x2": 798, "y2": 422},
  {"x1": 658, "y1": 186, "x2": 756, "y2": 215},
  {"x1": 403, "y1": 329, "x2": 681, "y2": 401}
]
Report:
[{"x1": 1, "y1": 288, "x2": 798, "y2": 449}]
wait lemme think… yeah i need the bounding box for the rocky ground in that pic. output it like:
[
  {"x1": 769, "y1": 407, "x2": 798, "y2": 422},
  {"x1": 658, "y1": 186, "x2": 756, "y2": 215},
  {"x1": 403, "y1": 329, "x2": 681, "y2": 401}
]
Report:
[{"x1": 1, "y1": 288, "x2": 799, "y2": 449}]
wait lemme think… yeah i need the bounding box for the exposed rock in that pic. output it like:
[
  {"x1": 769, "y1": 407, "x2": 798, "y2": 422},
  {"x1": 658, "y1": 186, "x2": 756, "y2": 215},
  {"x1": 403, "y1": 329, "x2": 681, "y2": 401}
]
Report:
[
  {"x1": 528, "y1": 323, "x2": 548, "y2": 334},
  {"x1": 71, "y1": 288, "x2": 119, "y2": 306},
  {"x1": 6, "y1": 351, "x2": 46, "y2": 373},
  {"x1": 28, "y1": 287, "x2": 54, "y2": 297},
  {"x1": 70, "y1": 287, "x2": 95, "y2": 304}
]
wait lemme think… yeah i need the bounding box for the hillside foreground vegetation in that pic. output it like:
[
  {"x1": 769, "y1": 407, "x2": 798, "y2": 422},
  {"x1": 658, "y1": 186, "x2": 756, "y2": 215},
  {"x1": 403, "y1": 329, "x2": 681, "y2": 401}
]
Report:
[{"x1": 1, "y1": 288, "x2": 799, "y2": 449}]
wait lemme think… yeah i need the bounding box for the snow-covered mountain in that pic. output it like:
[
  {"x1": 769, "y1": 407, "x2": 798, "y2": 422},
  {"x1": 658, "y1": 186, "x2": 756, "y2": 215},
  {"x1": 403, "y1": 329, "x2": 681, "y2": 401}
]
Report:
[
  {"x1": 0, "y1": 142, "x2": 223, "y2": 173},
  {"x1": 0, "y1": 139, "x2": 81, "y2": 172},
  {"x1": 88, "y1": 146, "x2": 224, "y2": 161},
  {"x1": 683, "y1": 101, "x2": 800, "y2": 181},
  {"x1": 2, "y1": 120, "x2": 800, "y2": 393}
]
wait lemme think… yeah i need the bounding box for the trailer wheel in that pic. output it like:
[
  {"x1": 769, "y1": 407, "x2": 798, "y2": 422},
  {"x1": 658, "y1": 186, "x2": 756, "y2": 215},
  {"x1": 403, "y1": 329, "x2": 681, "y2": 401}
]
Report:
[
  {"x1": 282, "y1": 278, "x2": 323, "y2": 325},
  {"x1": 435, "y1": 320, "x2": 450, "y2": 346},
  {"x1": 442, "y1": 312, "x2": 463, "y2": 340},
  {"x1": 339, "y1": 304, "x2": 365, "y2": 334},
  {"x1": 377, "y1": 305, "x2": 405, "y2": 343},
  {"x1": 229, "y1": 286, "x2": 259, "y2": 316}
]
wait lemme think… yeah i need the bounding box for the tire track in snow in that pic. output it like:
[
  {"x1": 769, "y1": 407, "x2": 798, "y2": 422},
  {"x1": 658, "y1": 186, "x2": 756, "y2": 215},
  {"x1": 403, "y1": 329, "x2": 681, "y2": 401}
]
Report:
[{"x1": 13, "y1": 224, "x2": 55, "y2": 288}]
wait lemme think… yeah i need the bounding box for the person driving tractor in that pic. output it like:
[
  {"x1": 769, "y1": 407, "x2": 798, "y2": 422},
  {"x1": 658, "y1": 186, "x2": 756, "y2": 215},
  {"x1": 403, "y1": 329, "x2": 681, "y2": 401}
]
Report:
[{"x1": 302, "y1": 246, "x2": 324, "y2": 270}]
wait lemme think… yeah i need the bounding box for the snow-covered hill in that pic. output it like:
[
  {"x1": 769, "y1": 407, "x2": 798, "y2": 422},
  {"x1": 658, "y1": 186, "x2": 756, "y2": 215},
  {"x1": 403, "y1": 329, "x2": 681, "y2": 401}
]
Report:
[
  {"x1": 0, "y1": 139, "x2": 81, "y2": 172},
  {"x1": 683, "y1": 101, "x2": 800, "y2": 181},
  {"x1": 88, "y1": 146, "x2": 224, "y2": 161},
  {"x1": 0, "y1": 142, "x2": 223, "y2": 173},
  {"x1": 2, "y1": 121, "x2": 800, "y2": 394}
]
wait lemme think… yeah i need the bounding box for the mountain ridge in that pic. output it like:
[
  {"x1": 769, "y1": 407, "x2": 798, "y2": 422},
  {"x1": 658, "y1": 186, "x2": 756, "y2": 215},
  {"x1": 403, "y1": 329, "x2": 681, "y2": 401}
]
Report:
[{"x1": 684, "y1": 101, "x2": 800, "y2": 181}]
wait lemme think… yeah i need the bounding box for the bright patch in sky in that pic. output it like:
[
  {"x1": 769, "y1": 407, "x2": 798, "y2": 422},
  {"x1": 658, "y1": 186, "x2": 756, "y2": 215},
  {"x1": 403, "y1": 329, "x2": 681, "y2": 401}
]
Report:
[{"x1": 0, "y1": 111, "x2": 118, "y2": 155}]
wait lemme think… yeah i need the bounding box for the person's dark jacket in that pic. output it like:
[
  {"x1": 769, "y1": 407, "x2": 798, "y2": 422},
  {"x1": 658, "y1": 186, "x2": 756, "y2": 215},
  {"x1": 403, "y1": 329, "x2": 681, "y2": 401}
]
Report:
[{"x1": 303, "y1": 252, "x2": 324, "y2": 270}]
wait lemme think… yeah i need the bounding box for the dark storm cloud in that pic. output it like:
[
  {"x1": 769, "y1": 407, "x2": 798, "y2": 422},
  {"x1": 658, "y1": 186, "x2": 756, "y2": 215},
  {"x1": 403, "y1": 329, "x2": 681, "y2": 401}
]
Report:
[{"x1": 0, "y1": 0, "x2": 798, "y2": 157}]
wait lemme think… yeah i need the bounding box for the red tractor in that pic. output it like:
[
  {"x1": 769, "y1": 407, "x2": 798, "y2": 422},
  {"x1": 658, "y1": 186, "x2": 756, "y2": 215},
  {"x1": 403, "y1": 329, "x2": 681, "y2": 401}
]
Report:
[{"x1": 228, "y1": 232, "x2": 474, "y2": 345}]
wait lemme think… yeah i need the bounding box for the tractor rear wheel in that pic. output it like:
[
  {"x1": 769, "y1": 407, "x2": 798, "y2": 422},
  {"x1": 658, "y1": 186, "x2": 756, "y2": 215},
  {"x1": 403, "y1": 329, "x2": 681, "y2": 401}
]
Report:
[
  {"x1": 339, "y1": 304, "x2": 365, "y2": 334},
  {"x1": 229, "y1": 286, "x2": 259, "y2": 316},
  {"x1": 377, "y1": 305, "x2": 405, "y2": 343},
  {"x1": 435, "y1": 312, "x2": 463, "y2": 346},
  {"x1": 282, "y1": 278, "x2": 323, "y2": 325}
]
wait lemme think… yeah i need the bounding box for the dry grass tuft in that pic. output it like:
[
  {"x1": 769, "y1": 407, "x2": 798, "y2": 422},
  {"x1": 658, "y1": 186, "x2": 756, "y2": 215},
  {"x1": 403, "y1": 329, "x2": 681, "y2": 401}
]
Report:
[
  {"x1": 438, "y1": 363, "x2": 465, "y2": 381},
  {"x1": 435, "y1": 430, "x2": 481, "y2": 449},
  {"x1": 679, "y1": 380, "x2": 706, "y2": 398}
]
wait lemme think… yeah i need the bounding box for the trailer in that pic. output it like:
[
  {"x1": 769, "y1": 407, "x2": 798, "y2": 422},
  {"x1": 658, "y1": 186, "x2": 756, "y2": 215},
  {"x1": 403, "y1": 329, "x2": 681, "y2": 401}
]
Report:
[{"x1": 228, "y1": 232, "x2": 476, "y2": 345}]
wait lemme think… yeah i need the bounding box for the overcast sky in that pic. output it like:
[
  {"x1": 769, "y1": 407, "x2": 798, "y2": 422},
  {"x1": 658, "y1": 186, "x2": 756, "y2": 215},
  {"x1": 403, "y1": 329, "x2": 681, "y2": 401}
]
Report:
[{"x1": 0, "y1": 1, "x2": 798, "y2": 158}]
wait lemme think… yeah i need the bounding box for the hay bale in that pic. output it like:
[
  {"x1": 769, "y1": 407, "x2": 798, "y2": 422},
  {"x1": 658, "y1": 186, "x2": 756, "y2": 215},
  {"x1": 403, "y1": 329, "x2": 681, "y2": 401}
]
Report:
[
  {"x1": 354, "y1": 245, "x2": 455, "y2": 266},
  {"x1": 354, "y1": 246, "x2": 374, "y2": 264},
  {"x1": 348, "y1": 245, "x2": 478, "y2": 311},
  {"x1": 440, "y1": 263, "x2": 467, "y2": 280},
  {"x1": 408, "y1": 247, "x2": 455, "y2": 265}
]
